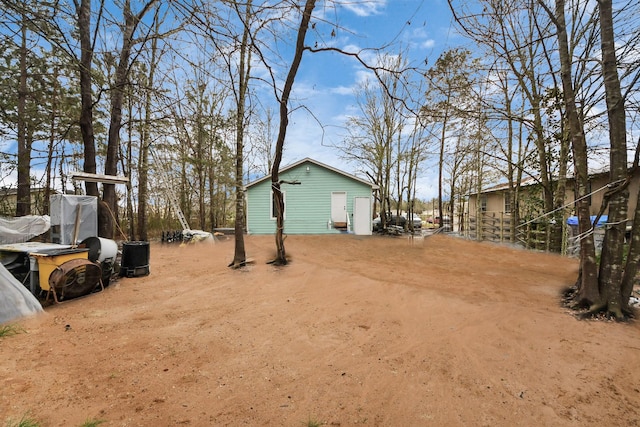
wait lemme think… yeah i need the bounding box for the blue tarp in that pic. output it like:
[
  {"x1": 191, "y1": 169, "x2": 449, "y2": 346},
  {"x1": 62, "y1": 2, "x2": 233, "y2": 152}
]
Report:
[{"x1": 566, "y1": 215, "x2": 608, "y2": 227}]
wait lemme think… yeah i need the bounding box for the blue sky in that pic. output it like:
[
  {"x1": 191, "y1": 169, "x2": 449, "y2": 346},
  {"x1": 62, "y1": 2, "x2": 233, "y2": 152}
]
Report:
[{"x1": 272, "y1": 0, "x2": 457, "y2": 200}]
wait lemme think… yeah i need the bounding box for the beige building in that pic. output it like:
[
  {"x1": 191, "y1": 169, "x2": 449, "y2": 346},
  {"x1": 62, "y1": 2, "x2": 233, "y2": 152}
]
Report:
[
  {"x1": 0, "y1": 187, "x2": 55, "y2": 216},
  {"x1": 466, "y1": 169, "x2": 639, "y2": 251}
]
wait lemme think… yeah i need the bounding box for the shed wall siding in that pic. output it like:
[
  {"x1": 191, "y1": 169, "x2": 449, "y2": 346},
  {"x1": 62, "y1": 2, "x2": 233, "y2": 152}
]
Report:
[{"x1": 246, "y1": 161, "x2": 373, "y2": 235}]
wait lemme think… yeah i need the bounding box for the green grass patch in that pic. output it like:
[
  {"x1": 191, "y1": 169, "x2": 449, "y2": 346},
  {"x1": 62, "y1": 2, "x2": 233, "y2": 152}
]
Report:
[
  {"x1": 5, "y1": 415, "x2": 106, "y2": 427},
  {"x1": 79, "y1": 420, "x2": 106, "y2": 427},
  {"x1": 0, "y1": 324, "x2": 25, "y2": 338},
  {"x1": 5, "y1": 414, "x2": 40, "y2": 427},
  {"x1": 304, "y1": 417, "x2": 323, "y2": 427}
]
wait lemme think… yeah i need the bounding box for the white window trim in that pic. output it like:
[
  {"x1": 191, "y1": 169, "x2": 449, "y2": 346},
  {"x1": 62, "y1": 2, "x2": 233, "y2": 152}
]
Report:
[{"x1": 504, "y1": 192, "x2": 511, "y2": 213}]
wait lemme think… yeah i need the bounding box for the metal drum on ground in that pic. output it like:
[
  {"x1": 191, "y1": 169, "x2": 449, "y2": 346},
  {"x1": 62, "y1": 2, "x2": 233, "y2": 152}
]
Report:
[{"x1": 119, "y1": 241, "x2": 150, "y2": 277}]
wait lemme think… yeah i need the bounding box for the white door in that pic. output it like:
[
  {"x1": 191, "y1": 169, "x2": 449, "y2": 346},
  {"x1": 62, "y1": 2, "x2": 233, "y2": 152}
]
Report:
[
  {"x1": 353, "y1": 196, "x2": 372, "y2": 235},
  {"x1": 331, "y1": 192, "x2": 347, "y2": 224}
]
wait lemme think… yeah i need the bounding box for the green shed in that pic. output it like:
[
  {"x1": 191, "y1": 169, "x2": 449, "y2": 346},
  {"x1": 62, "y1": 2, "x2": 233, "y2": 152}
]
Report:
[{"x1": 245, "y1": 158, "x2": 378, "y2": 235}]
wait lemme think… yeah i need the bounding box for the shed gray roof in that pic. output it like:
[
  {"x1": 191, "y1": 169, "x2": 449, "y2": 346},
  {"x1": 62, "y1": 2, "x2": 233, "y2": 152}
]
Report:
[{"x1": 245, "y1": 157, "x2": 379, "y2": 190}]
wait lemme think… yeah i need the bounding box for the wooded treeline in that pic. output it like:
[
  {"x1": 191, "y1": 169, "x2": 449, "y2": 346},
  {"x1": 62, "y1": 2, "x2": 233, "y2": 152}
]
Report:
[
  {"x1": 0, "y1": 0, "x2": 288, "y2": 238},
  {"x1": 0, "y1": 1, "x2": 639, "y2": 313},
  {"x1": 445, "y1": 0, "x2": 640, "y2": 318}
]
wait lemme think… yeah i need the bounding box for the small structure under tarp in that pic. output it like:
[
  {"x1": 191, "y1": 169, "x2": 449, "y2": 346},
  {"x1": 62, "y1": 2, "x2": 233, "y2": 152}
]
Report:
[
  {"x1": 0, "y1": 262, "x2": 43, "y2": 324},
  {"x1": 0, "y1": 215, "x2": 51, "y2": 244}
]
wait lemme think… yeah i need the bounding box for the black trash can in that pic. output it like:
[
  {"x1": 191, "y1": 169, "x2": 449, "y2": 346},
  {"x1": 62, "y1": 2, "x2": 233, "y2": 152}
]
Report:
[{"x1": 119, "y1": 241, "x2": 150, "y2": 277}]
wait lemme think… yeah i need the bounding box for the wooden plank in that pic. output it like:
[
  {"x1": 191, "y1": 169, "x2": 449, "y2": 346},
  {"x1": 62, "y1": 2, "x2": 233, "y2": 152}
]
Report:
[{"x1": 70, "y1": 171, "x2": 129, "y2": 184}]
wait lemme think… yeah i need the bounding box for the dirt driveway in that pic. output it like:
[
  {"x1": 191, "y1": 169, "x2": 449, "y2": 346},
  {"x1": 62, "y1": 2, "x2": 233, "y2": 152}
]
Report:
[{"x1": 1, "y1": 234, "x2": 639, "y2": 426}]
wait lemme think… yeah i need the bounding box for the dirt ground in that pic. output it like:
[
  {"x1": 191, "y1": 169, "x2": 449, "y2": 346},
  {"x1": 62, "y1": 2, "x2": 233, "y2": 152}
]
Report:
[{"x1": 1, "y1": 234, "x2": 640, "y2": 426}]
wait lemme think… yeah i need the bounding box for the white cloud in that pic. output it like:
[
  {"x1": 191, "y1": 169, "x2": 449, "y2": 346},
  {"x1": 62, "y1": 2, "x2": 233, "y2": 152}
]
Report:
[
  {"x1": 354, "y1": 69, "x2": 376, "y2": 85},
  {"x1": 421, "y1": 39, "x2": 435, "y2": 49},
  {"x1": 399, "y1": 27, "x2": 437, "y2": 52},
  {"x1": 341, "y1": 43, "x2": 366, "y2": 55},
  {"x1": 340, "y1": 0, "x2": 388, "y2": 17},
  {"x1": 330, "y1": 85, "x2": 356, "y2": 96}
]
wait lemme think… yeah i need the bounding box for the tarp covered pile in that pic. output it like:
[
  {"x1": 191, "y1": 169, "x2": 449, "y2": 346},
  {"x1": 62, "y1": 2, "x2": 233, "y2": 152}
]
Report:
[
  {"x1": 0, "y1": 262, "x2": 43, "y2": 324},
  {"x1": 0, "y1": 215, "x2": 51, "y2": 244},
  {"x1": 0, "y1": 215, "x2": 48, "y2": 323}
]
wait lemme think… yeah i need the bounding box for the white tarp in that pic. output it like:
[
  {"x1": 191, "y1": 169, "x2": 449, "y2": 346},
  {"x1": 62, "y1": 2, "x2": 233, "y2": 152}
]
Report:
[
  {"x1": 183, "y1": 229, "x2": 214, "y2": 243},
  {"x1": 0, "y1": 215, "x2": 51, "y2": 244},
  {"x1": 0, "y1": 262, "x2": 43, "y2": 324},
  {"x1": 50, "y1": 195, "x2": 97, "y2": 244}
]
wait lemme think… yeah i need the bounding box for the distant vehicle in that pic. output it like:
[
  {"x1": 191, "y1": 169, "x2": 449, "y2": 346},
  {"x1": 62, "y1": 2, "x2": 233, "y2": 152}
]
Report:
[
  {"x1": 372, "y1": 216, "x2": 383, "y2": 231},
  {"x1": 372, "y1": 213, "x2": 421, "y2": 231},
  {"x1": 407, "y1": 214, "x2": 422, "y2": 230},
  {"x1": 373, "y1": 213, "x2": 403, "y2": 231},
  {"x1": 387, "y1": 214, "x2": 407, "y2": 228}
]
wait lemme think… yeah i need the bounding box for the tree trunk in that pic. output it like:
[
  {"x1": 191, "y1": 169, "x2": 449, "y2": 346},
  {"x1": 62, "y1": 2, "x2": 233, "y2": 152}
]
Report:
[
  {"x1": 16, "y1": 17, "x2": 30, "y2": 217},
  {"x1": 123, "y1": 96, "x2": 135, "y2": 240},
  {"x1": 77, "y1": 0, "x2": 99, "y2": 197},
  {"x1": 102, "y1": 7, "x2": 132, "y2": 238},
  {"x1": 136, "y1": 14, "x2": 160, "y2": 242},
  {"x1": 621, "y1": 163, "x2": 640, "y2": 310},
  {"x1": 208, "y1": 162, "x2": 216, "y2": 230},
  {"x1": 137, "y1": 83, "x2": 153, "y2": 242},
  {"x1": 554, "y1": 0, "x2": 599, "y2": 305},
  {"x1": 437, "y1": 106, "x2": 449, "y2": 229},
  {"x1": 102, "y1": 0, "x2": 157, "y2": 238},
  {"x1": 502, "y1": 78, "x2": 517, "y2": 243},
  {"x1": 270, "y1": 0, "x2": 317, "y2": 265},
  {"x1": 475, "y1": 144, "x2": 483, "y2": 240},
  {"x1": 231, "y1": 82, "x2": 247, "y2": 266},
  {"x1": 595, "y1": 0, "x2": 629, "y2": 319},
  {"x1": 44, "y1": 65, "x2": 60, "y2": 216},
  {"x1": 271, "y1": 0, "x2": 316, "y2": 265},
  {"x1": 532, "y1": 106, "x2": 554, "y2": 215},
  {"x1": 198, "y1": 135, "x2": 206, "y2": 230},
  {"x1": 229, "y1": 0, "x2": 253, "y2": 268},
  {"x1": 554, "y1": 115, "x2": 570, "y2": 252}
]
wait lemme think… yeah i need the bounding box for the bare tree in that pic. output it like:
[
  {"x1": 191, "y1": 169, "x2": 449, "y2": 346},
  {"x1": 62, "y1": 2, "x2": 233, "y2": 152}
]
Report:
[
  {"x1": 178, "y1": 0, "x2": 267, "y2": 265},
  {"x1": 135, "y1": 17, "x2": 165, "y2": 241},
  {"x1": 228, "y1": 0, "x2": 254, "y2": 268},
  {"x1": 540, "y1": 0, "x2": 635, "y2": 318},
  {"x1": 448, "y1": 0, "x2": 560, "y2": 217},
  {"x1": 4, "y1": 0, "x2": 106, "y2": 200},
  {"x1": 423, "y1": 48, "x2": 477, "y2": 228},
  {"x1": 590, "y1": 0, "x2": 629, "y2": 317},
  {"x1": 338, "y1": 52, "x2": 419, "y2": 231},
  {"x1": 343, "y1": 81, "x2": 393, "y2": 225},
  {"x1": 1, "y1": 5, "x2": 60, "y2": 216},
  {"x1": 248, "y1": 107, "x2": 277, "y2": 177},
  {"x1": 101, "y1": 0, "x2": 159, "y2": 238},
  {"x1": 77, "y1": 0, "x2": 101, "y2": 198},
  {"x1": 15, "y1": 11, "x2": 30, "y2": 216},
  {"x1": 270, "y1": 0, "x2": 317, "y2": 265}
]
